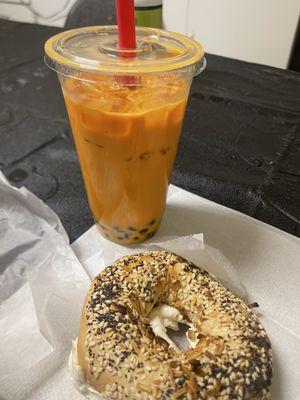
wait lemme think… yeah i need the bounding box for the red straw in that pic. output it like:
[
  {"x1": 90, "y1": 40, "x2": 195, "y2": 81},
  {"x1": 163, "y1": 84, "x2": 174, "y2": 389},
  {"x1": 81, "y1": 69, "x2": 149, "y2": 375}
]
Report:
[
  {"x1": 116, "y1": 0, "x2": 137, "y2": 86},
  {"x1": 116, "y1": 0, "x2": 136, "y2": 51}
]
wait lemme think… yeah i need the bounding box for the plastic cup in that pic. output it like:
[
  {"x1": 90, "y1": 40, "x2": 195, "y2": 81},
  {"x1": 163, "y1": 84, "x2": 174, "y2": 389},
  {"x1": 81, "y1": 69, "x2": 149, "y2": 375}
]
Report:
[{"x1": 45, "y1": 26, "x2": 205, "y2": 244}]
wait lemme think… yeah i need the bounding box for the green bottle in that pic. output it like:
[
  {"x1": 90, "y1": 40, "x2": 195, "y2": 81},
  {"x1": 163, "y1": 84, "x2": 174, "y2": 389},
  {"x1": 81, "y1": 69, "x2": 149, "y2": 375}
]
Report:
[{"x1": 134, "y1": 0, "x2": 163, "y2": 29}]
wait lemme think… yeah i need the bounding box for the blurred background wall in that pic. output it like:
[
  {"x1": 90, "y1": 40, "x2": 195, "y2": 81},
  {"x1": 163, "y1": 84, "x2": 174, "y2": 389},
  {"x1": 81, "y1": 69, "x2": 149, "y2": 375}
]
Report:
[
  {"x1": 164, "y1": 0, "x2": 300, "y2": 69},
  {"x1": 0, "y1": 0, "x2": 78, "y2": 27},
  {"x1": 0, "y1": 0, "x2": 299, "y2": 69}
]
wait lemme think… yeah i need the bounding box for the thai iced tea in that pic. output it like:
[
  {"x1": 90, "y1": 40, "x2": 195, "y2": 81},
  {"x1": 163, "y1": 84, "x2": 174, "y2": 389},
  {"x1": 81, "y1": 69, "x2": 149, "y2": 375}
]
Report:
[
  {"x1": 61, "y1": 74, "x2": 189, "y2": 243},
  {"x1": 45, "y1": 26, "x2": 204, "y2": 243}
]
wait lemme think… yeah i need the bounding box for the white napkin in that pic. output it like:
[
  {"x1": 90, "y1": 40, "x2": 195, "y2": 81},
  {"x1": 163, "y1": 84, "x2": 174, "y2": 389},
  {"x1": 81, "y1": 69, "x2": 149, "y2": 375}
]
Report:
[{"x1": 0, "y1": 172, "x2": 89, "y2": 400}]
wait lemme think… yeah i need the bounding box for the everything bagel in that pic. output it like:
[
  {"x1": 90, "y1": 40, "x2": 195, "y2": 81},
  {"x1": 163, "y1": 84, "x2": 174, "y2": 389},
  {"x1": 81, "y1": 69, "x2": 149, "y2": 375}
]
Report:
[{"x1": 75, "y1": 251, "x2": 272, "y2": 399}]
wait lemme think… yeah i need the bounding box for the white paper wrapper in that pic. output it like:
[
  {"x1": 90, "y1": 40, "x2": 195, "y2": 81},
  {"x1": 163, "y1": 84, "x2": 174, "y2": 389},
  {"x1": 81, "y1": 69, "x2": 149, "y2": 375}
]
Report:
[
  {"x1": 0, "y1": 172, "x2": 89, "y2": 400},
  {"x1": 73, "y1": 185, "x2": 300, "y2": 400},
  {"x1": 73, "y1": 231, "x2": 246, "y2": 299},
  {"x1": 1, "y1": 172, "x2": 299, "y2": 400},
  {"x1": 0, "y1": 171, "x2": 245, "y2": 400}
]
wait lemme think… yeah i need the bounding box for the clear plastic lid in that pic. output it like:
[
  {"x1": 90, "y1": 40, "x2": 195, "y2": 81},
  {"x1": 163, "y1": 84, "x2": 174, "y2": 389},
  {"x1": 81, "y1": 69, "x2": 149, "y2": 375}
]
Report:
[{"x1": 44, "y1": 26, "x2": 204, "y2": 77}]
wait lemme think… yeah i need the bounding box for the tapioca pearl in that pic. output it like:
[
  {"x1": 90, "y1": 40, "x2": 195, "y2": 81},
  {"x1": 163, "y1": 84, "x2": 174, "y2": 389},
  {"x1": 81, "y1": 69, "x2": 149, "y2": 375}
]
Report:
[
  {"x1": 133, "y1": 236, "x2": 140, "y2": 241},
  {"x1": 148, "y1": 219, "x2": 156, "y2": 226},
  {"x1": 139, "y1": 228, "x2": 148, "y2": 234},
  {"x1": 113, "y1": 226, "x2": 123, "y2": 232},
  {"x1": 128, "y1": 226, "x2": 138, "y2": 231},
  {"x1": 147, "y1": 232, "x2": 155, "y2": 239}
]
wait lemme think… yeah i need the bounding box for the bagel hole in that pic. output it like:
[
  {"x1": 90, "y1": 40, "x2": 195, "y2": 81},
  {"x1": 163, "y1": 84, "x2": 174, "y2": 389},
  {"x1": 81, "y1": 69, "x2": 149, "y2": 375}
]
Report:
[{"x1": 167, "y1": 323, "x2": 192, "y2": 351}]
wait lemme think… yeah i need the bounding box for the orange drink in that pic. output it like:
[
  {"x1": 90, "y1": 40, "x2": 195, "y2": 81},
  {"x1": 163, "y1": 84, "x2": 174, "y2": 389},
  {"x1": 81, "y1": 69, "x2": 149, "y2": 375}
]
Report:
[{"x1": 45, "y1": 26, "x2": 205, "y2": 243}]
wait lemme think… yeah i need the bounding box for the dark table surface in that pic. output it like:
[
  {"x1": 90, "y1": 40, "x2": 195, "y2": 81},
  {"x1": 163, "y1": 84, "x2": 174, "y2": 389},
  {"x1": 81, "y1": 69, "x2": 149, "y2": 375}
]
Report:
[{"x1": 0, "y1": 19, "x2": 299, "y2": 242}]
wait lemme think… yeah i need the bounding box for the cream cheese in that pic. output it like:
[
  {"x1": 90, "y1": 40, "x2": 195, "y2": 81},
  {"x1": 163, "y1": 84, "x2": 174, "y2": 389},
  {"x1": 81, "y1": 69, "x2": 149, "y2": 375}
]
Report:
[
  {"x1": 68, "y1": 339, "x2": 102, "y2": 400},
  {"x1": 148, "y1": 304, "x2": 199, "y2": 351}
]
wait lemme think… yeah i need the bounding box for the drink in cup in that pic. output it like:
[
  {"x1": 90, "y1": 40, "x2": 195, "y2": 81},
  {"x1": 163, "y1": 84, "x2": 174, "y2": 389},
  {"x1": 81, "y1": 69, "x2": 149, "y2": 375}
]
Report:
[{"x1": 45, "y1": 26, "x2": 204, "y2": 244}]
